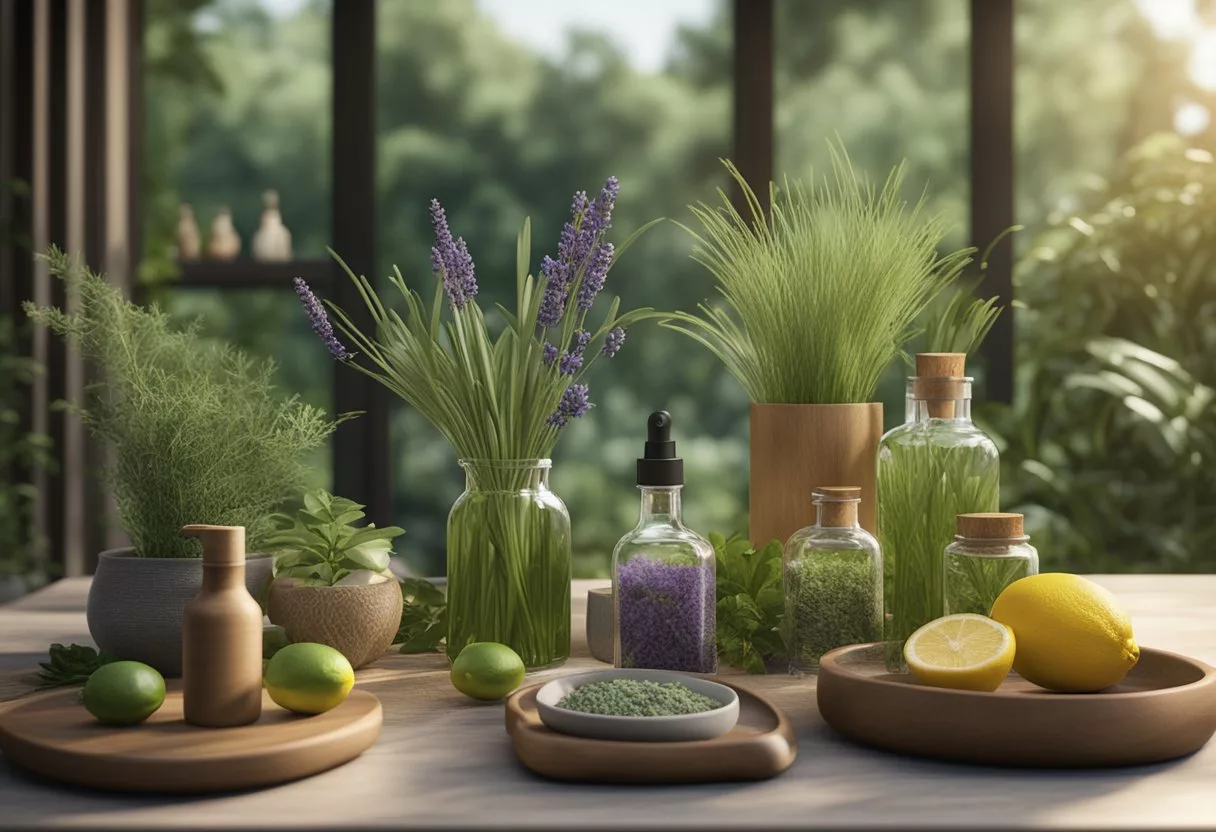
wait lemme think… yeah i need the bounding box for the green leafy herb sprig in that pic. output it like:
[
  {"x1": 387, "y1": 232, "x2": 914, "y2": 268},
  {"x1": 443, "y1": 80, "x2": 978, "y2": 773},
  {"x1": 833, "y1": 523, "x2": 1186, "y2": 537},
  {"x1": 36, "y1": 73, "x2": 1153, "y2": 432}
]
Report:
[
  {"x1": 713, "y1": 532, "x2": 786, "y2": 674},
  {"x1": 266, "y1": 489, "x2": 405, "y2": 587},
  {"x1": 37, "y1": 643, "x2": 117, "y2": 689},
  {"x1": 397, "y1": 577, "x2": 448, "y2": 654}
]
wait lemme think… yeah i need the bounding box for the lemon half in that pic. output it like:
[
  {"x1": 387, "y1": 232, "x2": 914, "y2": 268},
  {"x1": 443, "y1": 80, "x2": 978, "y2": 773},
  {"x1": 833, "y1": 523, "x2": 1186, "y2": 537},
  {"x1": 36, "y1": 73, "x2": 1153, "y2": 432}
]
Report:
[{"x1": 904, "y1": 614, "x2": 1015, "y2": 692}]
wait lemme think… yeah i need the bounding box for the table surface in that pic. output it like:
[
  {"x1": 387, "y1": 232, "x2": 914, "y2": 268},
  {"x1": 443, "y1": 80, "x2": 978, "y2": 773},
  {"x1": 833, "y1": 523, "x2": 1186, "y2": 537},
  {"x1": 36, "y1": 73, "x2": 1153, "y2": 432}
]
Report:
[{"x1": 0, "y1": 575, "x2": 1214, "y2": 830}]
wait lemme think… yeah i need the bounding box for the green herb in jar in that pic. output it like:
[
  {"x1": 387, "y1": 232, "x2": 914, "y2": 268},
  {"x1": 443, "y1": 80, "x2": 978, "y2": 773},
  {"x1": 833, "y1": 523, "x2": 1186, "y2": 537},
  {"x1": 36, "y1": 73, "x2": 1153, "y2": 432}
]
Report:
[
  {"x1": 556, "y1": 679, "x2": 722, "y2": 716},
  {"x1": 784, "y1": 552, "x2": 882, "y2": 673}
]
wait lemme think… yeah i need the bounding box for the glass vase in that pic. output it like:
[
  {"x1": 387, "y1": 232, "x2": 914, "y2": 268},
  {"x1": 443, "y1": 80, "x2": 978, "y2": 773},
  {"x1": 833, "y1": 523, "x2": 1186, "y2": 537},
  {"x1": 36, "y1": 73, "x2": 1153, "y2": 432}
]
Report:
[
  {"x1": 446, "y1": 459, "x2": 571, "y2": 670},
  {"x1": 877, "y1": 370, "x2": 999, "y2": 670}
]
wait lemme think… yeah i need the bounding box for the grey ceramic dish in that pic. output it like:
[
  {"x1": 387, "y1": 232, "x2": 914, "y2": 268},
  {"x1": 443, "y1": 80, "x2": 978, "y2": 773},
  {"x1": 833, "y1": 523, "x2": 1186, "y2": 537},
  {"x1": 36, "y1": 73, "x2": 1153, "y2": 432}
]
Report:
[
  {"x1": 87, "y1": 547, "x2": 274, "y2": 677},
  {"x1": 536, "y1": 668, "x2": 740, "y2": 742}
]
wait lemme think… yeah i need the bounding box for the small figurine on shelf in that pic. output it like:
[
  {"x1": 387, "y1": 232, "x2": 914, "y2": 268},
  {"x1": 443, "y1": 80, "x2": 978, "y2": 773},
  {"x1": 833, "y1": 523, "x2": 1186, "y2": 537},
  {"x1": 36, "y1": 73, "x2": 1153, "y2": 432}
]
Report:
[
  {"x1": 252, "y1": 189, "x2": 293, "y2": 262},
  {"x1": 175, "y1": 204, "x2": 200, "y2": 261},
  {"x1": 207, "y1": 205, "x2": 241, "y2": 261}
]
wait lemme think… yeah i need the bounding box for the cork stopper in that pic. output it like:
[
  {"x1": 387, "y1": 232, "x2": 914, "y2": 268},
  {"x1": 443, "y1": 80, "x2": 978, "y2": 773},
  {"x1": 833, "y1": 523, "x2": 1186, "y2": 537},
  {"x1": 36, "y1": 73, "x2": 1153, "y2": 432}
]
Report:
[
  {"x1": 813, "y1": 486, "x2": 860, "y2": 528},
  {"x1": 182, "y1": 524, "x2": 246, "y2": 565},
  {"x1": 913, "y1": 352, "x2": 967, "y2": 418},
  {"x1": 956, "y1": 513, "x2": 1024, "y2": 540}
]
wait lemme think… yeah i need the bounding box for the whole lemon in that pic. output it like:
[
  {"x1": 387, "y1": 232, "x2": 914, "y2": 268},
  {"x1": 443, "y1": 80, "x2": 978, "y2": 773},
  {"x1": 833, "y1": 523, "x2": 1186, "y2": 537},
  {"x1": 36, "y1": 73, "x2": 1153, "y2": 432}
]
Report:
[
  {"x1": 990, "y1": 573, "x2": 1139, "y2": 692},
  {"x1": 450, "y1": 642, "x2": 525, "y2": 701},
  {"x1": 264, "y1": 642, "x2": 354, "y2": 715}
]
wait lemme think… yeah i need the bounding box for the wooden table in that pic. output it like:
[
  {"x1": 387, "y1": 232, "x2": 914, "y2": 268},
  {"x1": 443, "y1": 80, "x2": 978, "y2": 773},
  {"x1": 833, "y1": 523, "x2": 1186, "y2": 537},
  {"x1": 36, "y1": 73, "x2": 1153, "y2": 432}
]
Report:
[{"x1": 0, "y1": 576, "x2": 1214, "y2": 829}]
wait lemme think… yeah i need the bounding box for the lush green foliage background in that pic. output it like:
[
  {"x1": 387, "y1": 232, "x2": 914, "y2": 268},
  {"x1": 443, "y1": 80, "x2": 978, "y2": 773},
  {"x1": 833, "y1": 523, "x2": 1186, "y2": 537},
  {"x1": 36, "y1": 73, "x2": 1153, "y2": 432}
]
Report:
[{"x1": 140, "y1": 0, "x2": 1215, "y2": 576}]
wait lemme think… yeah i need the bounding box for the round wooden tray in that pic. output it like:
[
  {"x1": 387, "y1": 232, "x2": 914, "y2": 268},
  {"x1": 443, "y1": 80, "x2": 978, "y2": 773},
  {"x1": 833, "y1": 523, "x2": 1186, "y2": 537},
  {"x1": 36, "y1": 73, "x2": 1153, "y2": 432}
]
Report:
[
  {"x1": 818, "y1": 643, "x2": 1216, "y2": 768},
  {"x1": 0, "y1": 686, "x2": 382, "y2": 793}
]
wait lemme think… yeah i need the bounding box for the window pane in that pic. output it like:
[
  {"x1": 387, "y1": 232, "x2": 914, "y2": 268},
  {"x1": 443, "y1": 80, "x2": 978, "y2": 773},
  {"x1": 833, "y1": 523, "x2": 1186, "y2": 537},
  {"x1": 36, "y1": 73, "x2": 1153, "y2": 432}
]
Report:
[
  {"x1": 377, "y1": 0, "x2": 741, "y2": 576},
  {"x1": 143, "y1": 0, "x2": 332, "y2": 280},
  {"x1": 161, "y1": 288, "x2": 333, "y2": 491}
]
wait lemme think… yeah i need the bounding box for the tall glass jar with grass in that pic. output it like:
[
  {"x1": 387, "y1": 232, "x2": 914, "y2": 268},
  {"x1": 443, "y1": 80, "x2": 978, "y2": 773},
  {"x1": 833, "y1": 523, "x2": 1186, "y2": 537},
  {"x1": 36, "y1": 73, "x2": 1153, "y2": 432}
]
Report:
[
  {"x1": 301, "y1": 179, "x2": 658, "y2": 670},
  {"x1": 877, "y1": 353, "x2": 999, "y2": 669},
  {"x1": 448, "y1": 459, "x2": 571, "y2": 668}
]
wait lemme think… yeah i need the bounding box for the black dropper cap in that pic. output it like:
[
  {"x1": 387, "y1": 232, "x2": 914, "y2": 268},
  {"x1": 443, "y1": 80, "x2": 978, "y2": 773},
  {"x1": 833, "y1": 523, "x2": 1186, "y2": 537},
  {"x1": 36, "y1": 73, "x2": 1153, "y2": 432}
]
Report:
[{"x1": 636, "y1": 410, "x2": 684, "y2": 487}]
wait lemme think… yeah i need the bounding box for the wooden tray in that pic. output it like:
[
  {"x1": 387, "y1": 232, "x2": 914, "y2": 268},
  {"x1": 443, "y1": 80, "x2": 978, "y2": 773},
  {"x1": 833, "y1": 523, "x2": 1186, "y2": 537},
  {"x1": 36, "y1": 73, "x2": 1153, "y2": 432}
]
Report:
[
  {"x1": 0, "y1": 687, "x2": 382, "y2": 793},
  {"x1": 818, "y1": 643, "x2": 1216, "y2": 768},
  {"x1": 505, "y1": 679, "x2": 796, "y2": 783}
]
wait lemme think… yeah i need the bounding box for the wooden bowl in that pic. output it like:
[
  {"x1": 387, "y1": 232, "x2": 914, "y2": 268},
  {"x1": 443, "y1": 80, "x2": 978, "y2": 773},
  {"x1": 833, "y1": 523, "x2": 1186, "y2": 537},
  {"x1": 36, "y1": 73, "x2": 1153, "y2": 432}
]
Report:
[
  {"x1": 267, "y1": 577, "x2": 402, "y2": 669},
  {"x1": 817, "y1": 643, "x2": 1216, "y2": 767}
]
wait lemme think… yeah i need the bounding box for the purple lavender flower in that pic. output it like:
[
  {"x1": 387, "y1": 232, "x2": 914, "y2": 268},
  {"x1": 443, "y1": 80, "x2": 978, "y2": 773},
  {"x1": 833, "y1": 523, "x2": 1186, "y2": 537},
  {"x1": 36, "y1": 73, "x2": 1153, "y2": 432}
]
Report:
[
  {"x1": 546, "y1": 382, "x2": 592, "y2": 428},
  {"x1": 602, "y1": 326, "x2": 626, "y2": 357},
  {"x1": 429, "y1": 199, "x2": 477, "y2": 310},
  {"x1": 536, "y1": 177, "x2": 619, "y2": 329},
  {"x1": 616, "y1": 557, "x2": 716, "y2": 673},
  {"x1": 294, "y1": 277, "x2": 352, "y2": 361},
  {"x1": 558, "y1": 350, "x2": 583, "y2": 375},
  {"x1": 574, "y1": 329, "x2": 592, "y2": 351},
  {"x1": 576, "y1": 242, "x2": 614, "y2": 310},
  {"x1": 582, "y1": 176, "x2": 619, "y2": 238},
  {"x1": 542, "y1": 341, "x2": 559, "y2": 366}
]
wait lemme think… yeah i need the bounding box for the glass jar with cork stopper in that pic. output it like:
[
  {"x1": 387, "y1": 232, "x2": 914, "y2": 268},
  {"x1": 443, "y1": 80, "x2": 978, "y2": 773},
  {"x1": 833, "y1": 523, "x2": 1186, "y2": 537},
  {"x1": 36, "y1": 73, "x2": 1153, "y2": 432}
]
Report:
[
  {"x1": 782, "y1": 487, "x2": 883, "y2": 675},
  {"x1": 943, "y1": 512, "x2": 1039, "y2": 616},
  {"x1": 877, "y1": 353, "x2": 1000, "y2": 668}
]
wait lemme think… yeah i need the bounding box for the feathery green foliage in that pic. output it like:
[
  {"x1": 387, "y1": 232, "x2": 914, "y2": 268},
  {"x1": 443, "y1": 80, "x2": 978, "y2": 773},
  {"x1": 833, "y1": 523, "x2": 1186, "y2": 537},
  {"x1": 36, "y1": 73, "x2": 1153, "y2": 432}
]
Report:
[
  {"x1": 665, "y1": 148, "x2": 975, "y2": 403},
  {"x1": 24, "y1": 248, "x2": 344, "y2": 558}
]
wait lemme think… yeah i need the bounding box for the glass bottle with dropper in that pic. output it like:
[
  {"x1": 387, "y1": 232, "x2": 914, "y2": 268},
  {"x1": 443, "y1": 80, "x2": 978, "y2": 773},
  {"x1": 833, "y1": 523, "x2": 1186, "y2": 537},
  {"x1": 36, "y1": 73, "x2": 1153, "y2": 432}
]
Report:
[{"x1": 612, "y1": 411, "x2": 717, "y2": 673}]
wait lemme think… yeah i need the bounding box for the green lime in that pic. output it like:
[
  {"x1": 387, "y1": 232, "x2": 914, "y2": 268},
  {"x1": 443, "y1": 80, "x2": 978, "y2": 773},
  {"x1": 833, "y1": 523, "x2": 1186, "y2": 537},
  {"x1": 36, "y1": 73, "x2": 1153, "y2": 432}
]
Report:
[
  {"x1": 82, "y1": 661, "x2": 166, "y2": 726},
  {"x1": 450, "y1": 642, "x2": 525, "y2": 701},
  {"x1": 263, "y1": 642, "x2": 354, "y2": 715}
]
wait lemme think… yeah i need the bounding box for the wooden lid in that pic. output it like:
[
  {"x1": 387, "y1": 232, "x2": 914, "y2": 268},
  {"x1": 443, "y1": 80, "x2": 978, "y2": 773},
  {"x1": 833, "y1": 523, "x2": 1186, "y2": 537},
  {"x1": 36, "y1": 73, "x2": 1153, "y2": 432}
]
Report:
[
  {"x1": 181, "y1": 525, "x2": 246, "y2": 565},
  {"x1": 957, "y1": 513, "x2": 1024, "y2": 539},
  {"x1": 916, "y1": 353, "x2": 966, "y2": 379},
  {"x1": 814, "y1": 487, "x2": 860, "y2": 528}
]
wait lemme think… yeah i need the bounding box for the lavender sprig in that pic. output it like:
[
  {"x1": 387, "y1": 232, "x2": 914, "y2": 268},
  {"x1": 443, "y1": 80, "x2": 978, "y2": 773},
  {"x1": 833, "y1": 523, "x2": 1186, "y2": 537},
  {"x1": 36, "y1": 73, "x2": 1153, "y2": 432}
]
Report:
[
  {"x1": 294, "y1": 277, "x2": 352, "y2": 361},
  {"x1": 602, "y1": 326, "x2": 627, "y2": 357},
  {"x1": 429, "y1": 199, "x2": 477, "y2": 310},
  {"x1": 547, "y1": 383, "x2": 592, "y2": 428},
  {"x1": 537, "y1": 178, "x2": 620, "y2": 328}
]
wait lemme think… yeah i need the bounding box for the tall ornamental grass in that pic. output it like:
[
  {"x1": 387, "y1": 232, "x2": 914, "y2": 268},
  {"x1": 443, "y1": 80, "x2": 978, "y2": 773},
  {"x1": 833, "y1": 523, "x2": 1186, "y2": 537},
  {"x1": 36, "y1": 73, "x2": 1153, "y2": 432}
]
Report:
[{"x1": 665, "y1": 148, "x2": 975, "y2": 404}]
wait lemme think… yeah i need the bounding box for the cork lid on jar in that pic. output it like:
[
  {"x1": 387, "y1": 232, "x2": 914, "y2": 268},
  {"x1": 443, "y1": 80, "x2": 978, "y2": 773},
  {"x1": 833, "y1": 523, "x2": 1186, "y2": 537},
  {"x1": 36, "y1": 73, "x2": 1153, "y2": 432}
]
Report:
[
  {"x1": 813, "y1": 486, "x2": 860, "y2": 528},
  {"x1": 956, "y1": 513, "x2": 1026, "y2": 540}
]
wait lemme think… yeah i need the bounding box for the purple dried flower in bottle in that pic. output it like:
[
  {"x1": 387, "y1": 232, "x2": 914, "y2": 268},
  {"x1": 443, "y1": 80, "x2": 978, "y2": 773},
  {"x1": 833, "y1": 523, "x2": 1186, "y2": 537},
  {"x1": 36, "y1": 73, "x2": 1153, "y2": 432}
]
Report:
[
  {"x1": 602, "y1": 326, "x2": 626, "y2": 357},
  {"x1": 429, "y1": 199, "x2": 478, "y2": 310},
  {"x1": 294, "y1": 277, "x2": 352, "y2": 361},
  {"x1": 616, "y1": 557, "x2": 716, "y2": 673},
  {"x1": 547, "y1": 382, "x2": 592, "y2": 428}
]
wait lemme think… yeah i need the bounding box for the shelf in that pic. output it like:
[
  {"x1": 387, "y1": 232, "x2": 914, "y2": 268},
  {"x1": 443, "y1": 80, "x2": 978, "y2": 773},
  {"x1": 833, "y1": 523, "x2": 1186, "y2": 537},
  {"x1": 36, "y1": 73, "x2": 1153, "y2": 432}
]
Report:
[{"x1": 175, "y1": 259, "x2": 334, "y2": 289}]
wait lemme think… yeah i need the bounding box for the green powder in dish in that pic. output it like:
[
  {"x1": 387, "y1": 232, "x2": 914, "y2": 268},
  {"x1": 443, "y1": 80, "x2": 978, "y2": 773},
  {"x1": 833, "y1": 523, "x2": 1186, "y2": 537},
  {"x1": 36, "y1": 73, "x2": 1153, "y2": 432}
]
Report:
[{"x1": 556, "y1": 678, "x2": 722, "y2": 716}]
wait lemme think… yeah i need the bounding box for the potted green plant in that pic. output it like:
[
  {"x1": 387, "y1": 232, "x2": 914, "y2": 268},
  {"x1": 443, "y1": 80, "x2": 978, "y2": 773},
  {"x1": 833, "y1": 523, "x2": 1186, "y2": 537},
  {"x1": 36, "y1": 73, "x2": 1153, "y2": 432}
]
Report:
[
  {"x1": 298, "y1": 179, "x2": 658, "y2": 669},
  {"x1": 24, "y1": 248, "x2": 343, "y2": 675},
  {"x1": 663, "y1": 150, "x2": 973, "y2": 546},
  {"x1": 265, "y1": 489, "x2": 405, "y2": 668}
]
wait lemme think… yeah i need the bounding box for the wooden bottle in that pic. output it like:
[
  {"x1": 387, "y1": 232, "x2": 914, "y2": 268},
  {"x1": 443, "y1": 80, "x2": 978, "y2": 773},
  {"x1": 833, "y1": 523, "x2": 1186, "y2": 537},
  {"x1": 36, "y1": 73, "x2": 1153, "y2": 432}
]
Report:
[{"x1": 181, "y1": 524, "x2": 263, "y2": 728}]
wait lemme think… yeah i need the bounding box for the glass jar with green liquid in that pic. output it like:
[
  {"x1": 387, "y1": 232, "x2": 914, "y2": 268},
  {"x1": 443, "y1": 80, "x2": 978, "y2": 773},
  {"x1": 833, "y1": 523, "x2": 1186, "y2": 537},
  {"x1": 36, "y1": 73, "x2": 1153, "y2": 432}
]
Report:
[{"x1": 877, "y1": 353, "x2": 999, "y2": 669}]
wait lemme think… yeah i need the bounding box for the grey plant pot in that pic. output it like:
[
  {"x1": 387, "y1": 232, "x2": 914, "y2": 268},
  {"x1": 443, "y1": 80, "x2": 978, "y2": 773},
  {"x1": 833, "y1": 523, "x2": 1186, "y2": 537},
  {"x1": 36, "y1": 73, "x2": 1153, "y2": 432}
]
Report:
[
  {"x1": 86, "y1": 547, "x2": 274, "y2": 678},
  {"x1": 585, "y1": 586, "x2": 614, "y2": 664}
]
